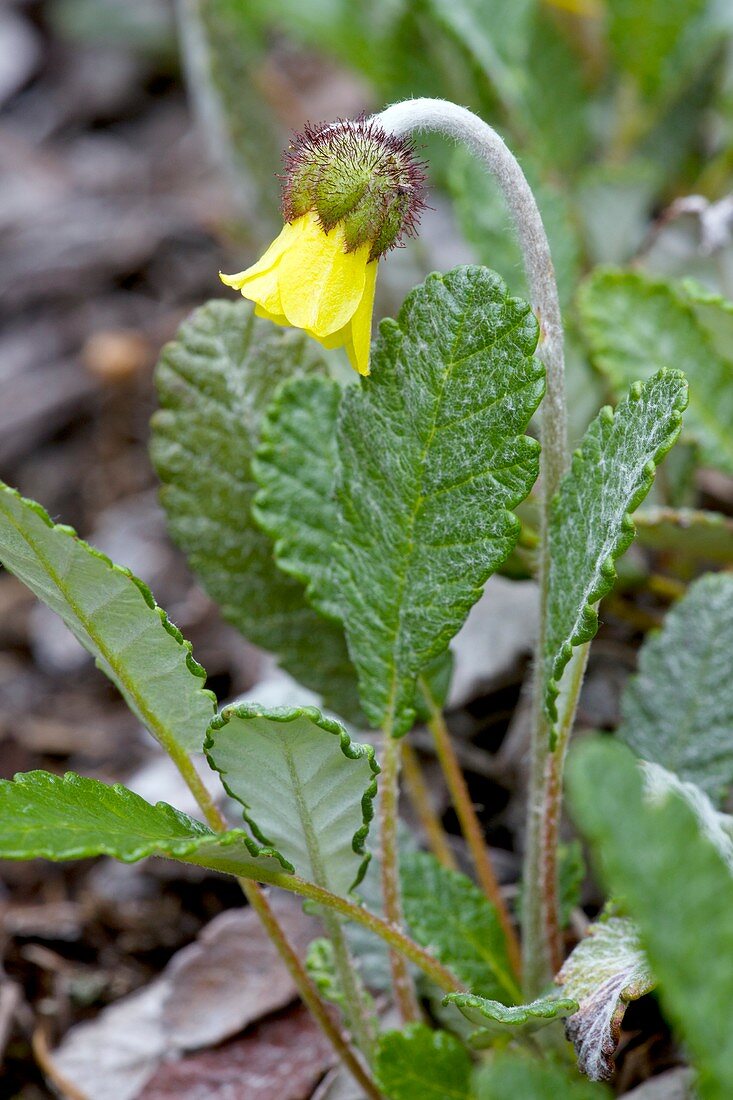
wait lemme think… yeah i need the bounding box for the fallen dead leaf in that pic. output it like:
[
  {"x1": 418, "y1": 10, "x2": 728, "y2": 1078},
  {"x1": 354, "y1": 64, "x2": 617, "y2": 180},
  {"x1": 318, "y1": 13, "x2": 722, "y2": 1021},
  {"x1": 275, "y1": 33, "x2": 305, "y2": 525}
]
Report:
[
  {"x1": 141, "y1": 1004, "x2": 336, "y2": 1100},
  {"x1": 51, "y1": 895, "x2": 322, "y2": 1099}
]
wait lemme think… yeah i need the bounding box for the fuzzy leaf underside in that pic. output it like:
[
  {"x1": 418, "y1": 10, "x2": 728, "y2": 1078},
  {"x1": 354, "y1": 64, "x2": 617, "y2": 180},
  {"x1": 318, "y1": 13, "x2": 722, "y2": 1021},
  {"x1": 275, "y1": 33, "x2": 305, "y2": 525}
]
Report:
[
  {"x1": 401, "y1": 851, "x2": 520, "y2": 1004},
  {"x1": 474, "y1": 1052, "x2": 611, "y2": 1099},
  {"x1": 634, "y1": 507, "x2": 733, "y2": 561},
  {"x1": 619, "y1": 574, "x2": 733, "y2": 803},
  {"x1": 0, "y1": 771, "x2": 291, "y2": 878},
  {"x1": 336, "y1": 266, "x2": 544, "y2": 736},
  {"x1": 578, "y1": 269, "x2": 733, "y2": 476},
  {"x1": 568, "y1": 738, "x2": 733, "y2": 1100},
  {"x1": 205, "y1": 704, "x2": 379, "y2": 896},
  {"x1": 0, "y1": 483, "x2": 214, "y2": 755},
  {"x1": 642, "y1": 762, "x2": 733, "y2": 873},
  {"x1": 443, "y1": 992, "x2": 578, "y2": 1048},
  {"x1": 557, "y1": 917, "x2": 655, "y2": 1081},
  {"x1": 544, "y1": 370, "x2": 688, "y2": 739},
  {"x1": 150, "y1": 299, "x2": 362, "y2": 720},
  {"x1": 375, "y1": 1023, "x2": 473, "y2": 1100},
  {"x1": 253, "y1": 375, "x2": 343, "y2": 621}
]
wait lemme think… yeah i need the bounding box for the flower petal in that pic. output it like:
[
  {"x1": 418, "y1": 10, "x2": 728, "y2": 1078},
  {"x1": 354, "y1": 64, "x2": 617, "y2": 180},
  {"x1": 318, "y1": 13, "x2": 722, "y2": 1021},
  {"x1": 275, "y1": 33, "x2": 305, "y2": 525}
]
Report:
[
  {"x1": 342, "y1": 259, "x2": 378, "y2": 376},
  {"x1": 230, "y1": 265, "x2": 283, "y2": 316},
  {"x1": 219, "y1": 217, "x2": 306, "y2": 291},
  {"x1": 278, "y1": 213, "x2": 370, "y2": 338}
]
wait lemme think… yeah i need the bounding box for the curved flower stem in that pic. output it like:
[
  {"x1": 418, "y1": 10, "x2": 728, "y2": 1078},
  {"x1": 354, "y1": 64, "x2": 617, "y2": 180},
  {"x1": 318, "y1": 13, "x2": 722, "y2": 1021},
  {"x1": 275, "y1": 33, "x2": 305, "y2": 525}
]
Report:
[
  {"x1": 377, "y1": 99, "x2": 570, "y2": 996},
  {"x1": 420, "y1": 679, "x2": 521, "y2": 980},
  {"x1": 401, "y1": 739, "x2": 457, "y2": 870},
  {"x1": 171, "y1": 749, "x2": 383, "y2": 1100},
  {"x1": 380, "y1": 728, "x2": 421, "y2": 1023}
]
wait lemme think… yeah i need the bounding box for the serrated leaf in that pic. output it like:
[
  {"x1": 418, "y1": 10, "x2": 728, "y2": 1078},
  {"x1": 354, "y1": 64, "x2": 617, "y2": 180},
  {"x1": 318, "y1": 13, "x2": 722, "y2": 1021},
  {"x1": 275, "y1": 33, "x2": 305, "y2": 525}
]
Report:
[
  {"x1": 618, "y1": 574, "x2": 733, "y2": 804},
  {"x1": 150, "y1": 299, "x2": 362, "y2": 721},
  {"x1": 0, "y1": 483, "x2": 214, "y2": 755},
  {"x1": 401, "y1": 851, "x2": 520, "y2": 1004},
  {"x1": 544, "y1": 370, "x2": 687, "y2": 738},
  {"x1": 557, "y1": 917, "x2": 655, "y2": 1081},
  {"x1": 568, "y1": 737, "x2": 733, "y2": 1100},
  {"x1": 443, "y1": 991, "x2": 577, "y2": 1048},
  {"x1": 253, "y1": 375, "x2": 342, "y2": 621},
  {"x1": 578, "y1": 269, "x2": 733, "y2": 476},
  {"x1": 474, "y1": 1051, "x2": 611, "y2": 1100},
  {"x1": 375, "y1": 1023, "x2": 474, "y2": 1100},
  {"x1": 635, "y1": 507, "x2": 733, "y2": 562},
  {"x1": 0, "y1": 771, "x2": 291, "y2": 878},
  {"x1": 205, "y1": 704, "x2": 378, "y2": 896},
  {"x1": 253, "y1": 375, "x2": 454, "y2": 715},
  {"x1": 336, "y1": 266, "x2": 544, "y2": 736}
]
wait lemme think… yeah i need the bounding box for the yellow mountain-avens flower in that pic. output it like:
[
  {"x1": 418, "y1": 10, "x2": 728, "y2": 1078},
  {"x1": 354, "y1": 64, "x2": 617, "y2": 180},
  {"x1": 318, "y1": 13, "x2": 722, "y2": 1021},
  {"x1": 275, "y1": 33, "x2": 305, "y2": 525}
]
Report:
[
  {"x1": 221, "y1": 211, "x2": 378, "y2": 377},
  {"x1": 220, "y1": 118, "x2": 425, "y2": 377}
]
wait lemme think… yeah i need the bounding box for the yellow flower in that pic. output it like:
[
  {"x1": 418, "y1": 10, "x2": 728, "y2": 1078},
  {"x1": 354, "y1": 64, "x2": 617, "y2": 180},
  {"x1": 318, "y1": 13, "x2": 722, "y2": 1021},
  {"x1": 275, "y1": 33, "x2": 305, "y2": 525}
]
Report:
[{"x1": 220, "y1": 211, "x2": 378, "y2": 377}]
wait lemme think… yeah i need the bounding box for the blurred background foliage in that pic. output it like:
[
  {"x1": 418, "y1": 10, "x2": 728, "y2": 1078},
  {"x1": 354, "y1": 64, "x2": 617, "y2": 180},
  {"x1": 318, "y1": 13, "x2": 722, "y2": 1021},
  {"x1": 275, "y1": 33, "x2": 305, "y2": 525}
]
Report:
[{"x1": 167, "y1": 0, "x2": 733, "y2": 448}]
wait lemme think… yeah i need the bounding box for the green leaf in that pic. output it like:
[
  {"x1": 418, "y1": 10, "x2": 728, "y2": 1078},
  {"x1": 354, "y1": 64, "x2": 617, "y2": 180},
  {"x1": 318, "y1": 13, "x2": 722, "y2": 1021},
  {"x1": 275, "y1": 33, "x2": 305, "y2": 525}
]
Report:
[
  {"x1": 618, "y1": 574, "x2": 733, "y2": 804},
  {"x1": 150, "y1": 298, "x2": 362, "y2": 721},
  {"x1": 474, "y1": 1051, "x2": 611, "y2": 1099},
  {"x1": 401, "y1": 851, "x2": 520, "y2": 1004},
  {"x1": 306, "y1": 938, "x2": 346, "y2": 1009},
  {"x1": 336, "y1": 266, "x2": 544, "y2": 736},
  {"x1": 0, "y1": 770, "x2": 291, "y2": 878},
  {"x1": 557, "y1": 917, "x2": 655, "y2": 1081},
  {"x1": 544, "y1": 370, "x2": 687, "y2": 738},
  {"x1": 0, "y1": 483, "x2": 214, "y2": 755},
  {"x1": 635, "y1": 507, "x2": 733, "y2": 562},
  {"x1": 608, "y1": 0, "x2": 715, "y2": 106},
  {"x1": 578, "y1": 269, "x2": 733, "y2": 476},
  {"x1": 253, "y1": 375, "x2": 342, "y2": 621},
  {"x1": 568, "y1": 737, "x2": 733, "y2": 1100},
  {"x1": 375, "y1": 1023, "x2": 474, "y2": 1100},
  {"x1": 448, "y1": 149, "x2": 582, "y2": 308},
  {"x1": 205, "y1": 704, "x2": 379, "y2": 896},
  {"x1": 443, "y1": 992, "x2": 577, "y2": 1048},
  {"x1": 253, "y1": 376, "x2": 454, "y2": 716},
  {"x1": 558, "y1": 840, "x2": 586, "y2": 930},
  {"x1": 421, "y1": 0, "x2": 533, "y2": 116}
]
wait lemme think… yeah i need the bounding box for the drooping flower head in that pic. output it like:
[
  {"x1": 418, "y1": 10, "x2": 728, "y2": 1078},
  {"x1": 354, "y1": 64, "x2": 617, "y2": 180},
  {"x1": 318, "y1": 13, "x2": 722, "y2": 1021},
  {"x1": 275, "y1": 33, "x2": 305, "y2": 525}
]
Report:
[{"x1": 220, "y1": 117, "x2": 426, "y2": 375}]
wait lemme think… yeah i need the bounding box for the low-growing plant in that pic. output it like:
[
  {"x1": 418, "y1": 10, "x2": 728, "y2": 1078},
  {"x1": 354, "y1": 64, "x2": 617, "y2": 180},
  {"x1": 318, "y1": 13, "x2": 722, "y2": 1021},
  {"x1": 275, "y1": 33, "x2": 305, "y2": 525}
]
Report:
[{"x1": 2, "y1": 96, "x2": 733, "y2": 1099}]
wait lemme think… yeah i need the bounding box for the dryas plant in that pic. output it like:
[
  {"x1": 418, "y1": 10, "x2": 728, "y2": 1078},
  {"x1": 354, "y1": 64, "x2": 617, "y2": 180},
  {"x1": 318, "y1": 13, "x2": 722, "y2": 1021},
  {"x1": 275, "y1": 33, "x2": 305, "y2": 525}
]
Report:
[{"x1": 3, "y1": 98, "x2": 733, "y2": 1099}]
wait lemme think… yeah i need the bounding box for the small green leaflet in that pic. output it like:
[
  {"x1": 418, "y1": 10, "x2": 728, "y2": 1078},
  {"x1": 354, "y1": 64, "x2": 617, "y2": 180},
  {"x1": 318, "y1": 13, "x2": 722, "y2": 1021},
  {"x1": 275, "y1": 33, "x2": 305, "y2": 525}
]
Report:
[
  {"x1": 544, "y1": 370, "x2": 687, "y2": 740},
  {"x1": 253, "y1": 375, "x2": 342, "y2": 621},
  {"x1": 205, "y1": 704, "x2": 379, "y2": 896},
  {"x1": 0, "y1": 771, "x2": 290, "y2": 879},
  {"x1": 578, "y1": 269, "x2": 733, "y2": 476},
  {"x1": 568, "y1": 738, "x2": 733, "y2": 1100},
  {"x1": 375, "y1": 1023, "x2": 474, "y2": 1100},
  {"x1": 0, "y1": 482, "x2": 214, "y2": 755},
  {"x1": 619, "y1": 574, "x2": 733, "y2": 804},
  {"x1": 336, "y1": 266, "x2": 544, "y2": 736},
  {"x1": 401, "y1": 851, "x2": 520, "y2": 1004},
  {"x1": 474, "y1": 1051, "x2": 611, "y2": 1100},
  {"x1": 557, "y1": 917, "x2": 655, "y2": 1081},
  {"x1": 151, "y1": 299, "x2": 362, "y2": 721},
  {"x1": 443, "y1": 991, "x2": 577, "y2": 1048}
]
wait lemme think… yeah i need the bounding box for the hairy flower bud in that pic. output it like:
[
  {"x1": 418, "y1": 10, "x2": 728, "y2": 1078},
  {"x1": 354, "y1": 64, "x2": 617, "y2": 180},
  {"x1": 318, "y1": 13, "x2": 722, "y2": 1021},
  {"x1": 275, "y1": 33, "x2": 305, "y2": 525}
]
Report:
[{"x1": 282, "y1": 118, "x2": 426, "y2": 261}]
